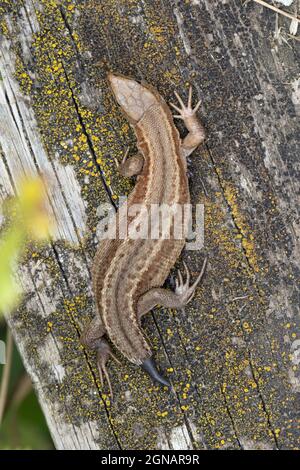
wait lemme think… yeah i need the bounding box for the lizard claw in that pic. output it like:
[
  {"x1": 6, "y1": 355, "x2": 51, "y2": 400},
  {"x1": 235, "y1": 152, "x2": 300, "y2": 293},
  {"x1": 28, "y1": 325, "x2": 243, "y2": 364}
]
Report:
[
  {"x1": 114, "y1": 146, "x2": 130, "y2": 169},
  {"x1": 170, "y1": 86, "x2": 202, "y2": 120},
  {"x1": 96, "y1": 341, "x2": 121, "y2": 399},
  {"x1": 175, "y1": 257, "x2": 208, "y2": 306}
]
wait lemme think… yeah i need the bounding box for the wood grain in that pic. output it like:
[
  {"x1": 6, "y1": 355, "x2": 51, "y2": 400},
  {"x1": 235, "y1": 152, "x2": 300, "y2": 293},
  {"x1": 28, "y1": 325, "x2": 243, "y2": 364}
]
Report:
[{"x1": 0, "y1": 0, "x2": 299, "y2": 449}]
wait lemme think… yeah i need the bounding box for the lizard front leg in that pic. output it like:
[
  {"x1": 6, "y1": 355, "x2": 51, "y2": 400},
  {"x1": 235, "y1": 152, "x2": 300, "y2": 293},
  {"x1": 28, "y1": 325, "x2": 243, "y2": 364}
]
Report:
[
  {"x1": 115, "y1": 147, "x2": 144, "y2": 177},
  {"x1": 170, "y1": 86, "x2": 206, "y2": 158},
  {"x1": 137, "y1": 257, "x2": 207, "y2": 320},
  {"x1": 80, "y1": 316, "x2": 120, "y2": 398}
]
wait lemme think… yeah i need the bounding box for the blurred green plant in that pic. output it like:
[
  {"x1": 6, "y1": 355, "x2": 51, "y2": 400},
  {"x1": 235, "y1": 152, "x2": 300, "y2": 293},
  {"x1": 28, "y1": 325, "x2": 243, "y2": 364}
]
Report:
[
  {"x1": 0, "y1": 176, "x2": 53, "y2": 314},
  {"x1": 0, "y1": 176, "x2": 54, "y2": 449},
  {"x1": 0, "y1": 321, "x2": 54, "y2": 449}
]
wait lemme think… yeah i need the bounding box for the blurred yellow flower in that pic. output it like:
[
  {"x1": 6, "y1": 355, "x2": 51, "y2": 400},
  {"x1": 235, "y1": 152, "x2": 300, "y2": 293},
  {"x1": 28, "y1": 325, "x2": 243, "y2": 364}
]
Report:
[
  {"x1": 0, "y1": 176, "x2": 53, "y2": 314},
  {"x1": 18, "y1": 177, "x2": 53, "y2": 241}
]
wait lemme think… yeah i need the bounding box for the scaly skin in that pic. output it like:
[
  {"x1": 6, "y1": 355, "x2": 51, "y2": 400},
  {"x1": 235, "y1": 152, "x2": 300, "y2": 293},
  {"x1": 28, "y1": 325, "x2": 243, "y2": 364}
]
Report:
[{"x1": 81, "y1": 73, "x2": 206, "y2": 396}]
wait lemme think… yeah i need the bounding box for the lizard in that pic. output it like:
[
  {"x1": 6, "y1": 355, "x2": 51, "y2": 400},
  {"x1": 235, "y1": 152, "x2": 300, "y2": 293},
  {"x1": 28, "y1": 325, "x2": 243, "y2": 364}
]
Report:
[{"x1": 81, "y1": 72, "x2": 207, "y2": 397}]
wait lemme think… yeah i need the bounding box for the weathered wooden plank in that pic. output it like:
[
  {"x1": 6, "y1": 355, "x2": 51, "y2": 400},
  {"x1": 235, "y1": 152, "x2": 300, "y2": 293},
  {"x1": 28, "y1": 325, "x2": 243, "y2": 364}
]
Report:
[{"x1": 0, "y1": 0, "x2": 299, "y2": 449}]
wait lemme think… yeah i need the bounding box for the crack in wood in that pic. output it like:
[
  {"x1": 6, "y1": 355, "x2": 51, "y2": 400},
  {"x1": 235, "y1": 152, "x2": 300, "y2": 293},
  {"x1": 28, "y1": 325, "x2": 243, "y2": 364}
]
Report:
[
  {"x1": 1, "y1": 0, "x2": 298, "y2": 449},
  {"x1": 50, "y1": 243, "x2": 123, "y2": 449},
  {"x1": 240, "y1": 321, "x2": 280, "y2": 449},
  {"x1": 169, "y1": 307, "x2": 243, "y2": 449},
  {"x1": 219, "y1": 384, "x2": 243, "y2": 449},
  {"x1": 150, "y1": 311, "x2": 201, "y2": 449},
  {"x1": 62, "y1": 63, "x2": 117, "y2": 210}
]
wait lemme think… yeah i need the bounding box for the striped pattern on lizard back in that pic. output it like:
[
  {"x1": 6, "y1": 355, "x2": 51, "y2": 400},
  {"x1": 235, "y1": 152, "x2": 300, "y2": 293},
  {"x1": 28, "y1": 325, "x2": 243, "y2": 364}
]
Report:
[{"x1": 93, "y1": 103, "x2": 189, "y2": 365}]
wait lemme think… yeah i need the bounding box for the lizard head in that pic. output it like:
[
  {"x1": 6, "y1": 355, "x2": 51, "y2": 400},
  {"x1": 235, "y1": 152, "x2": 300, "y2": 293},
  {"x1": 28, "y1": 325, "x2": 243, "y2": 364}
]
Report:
[{"x1": 107, "y1": 72, "x2": 158, "y2": 123}]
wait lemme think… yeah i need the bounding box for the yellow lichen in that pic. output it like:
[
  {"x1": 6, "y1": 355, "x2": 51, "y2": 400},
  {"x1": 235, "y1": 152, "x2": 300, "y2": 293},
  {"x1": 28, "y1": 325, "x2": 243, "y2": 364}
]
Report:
[{"x1": 222, "y1": 183, "x2": 259, "y2": 272}]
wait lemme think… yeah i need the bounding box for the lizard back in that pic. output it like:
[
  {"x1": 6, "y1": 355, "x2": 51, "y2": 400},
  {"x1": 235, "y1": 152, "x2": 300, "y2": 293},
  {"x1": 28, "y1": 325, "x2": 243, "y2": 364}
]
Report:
[{"x1": 93, "y1": 76, "x2": 189, "y2": 364}]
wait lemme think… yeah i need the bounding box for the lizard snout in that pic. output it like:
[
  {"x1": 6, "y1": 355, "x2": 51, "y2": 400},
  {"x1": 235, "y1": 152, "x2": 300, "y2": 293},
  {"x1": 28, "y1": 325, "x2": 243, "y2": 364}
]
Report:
[
  {"x1": 141, "y1": 357, "x2": 170, "y2": 388},
  {"x1": 107, "y1": 72, "x2": 158, "y2": 123}
]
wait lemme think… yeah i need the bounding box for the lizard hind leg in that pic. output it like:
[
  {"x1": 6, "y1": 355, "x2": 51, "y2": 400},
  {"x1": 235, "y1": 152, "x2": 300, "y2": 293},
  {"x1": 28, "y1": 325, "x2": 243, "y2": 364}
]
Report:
[
  {"x1": 96, "y1": 340, "x2": 121, "y2": 399},
  {"x1": 80, "y1": 316, "x2": 121, "y2": 398},
  {"x1": 174, "y1": 257, "x2": 208, "y2": 306},
  {"x1": 136, "y1": 258, "x2": 207, "y2": 389},
  {"x1": 136, "y1": 257, "x2": 208, "y2": 316}
]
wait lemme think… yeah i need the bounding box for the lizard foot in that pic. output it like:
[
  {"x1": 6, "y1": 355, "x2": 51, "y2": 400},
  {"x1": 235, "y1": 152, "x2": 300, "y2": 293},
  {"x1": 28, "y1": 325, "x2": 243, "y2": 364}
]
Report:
[
  {"x1": 113, "y1": 146, "x2": 130, "y2": 170},
  {"x1": 114, "y1": 146, "x2": 144, "y2": 177},
  {"x1": 170, "y1": 86, "x2": 202, "y2": 120},
  {"x1": 175, "y1": 257, "x2": 208, "y2": 306},
  {"x1": 96, "y1": 339, "x2": 121, "y2": 399}
]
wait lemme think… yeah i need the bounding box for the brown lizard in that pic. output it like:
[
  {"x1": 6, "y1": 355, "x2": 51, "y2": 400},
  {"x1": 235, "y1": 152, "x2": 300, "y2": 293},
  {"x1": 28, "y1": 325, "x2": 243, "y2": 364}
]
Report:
[{"x1": 81, "y1": 73, "x2": 207, "y2": 396}]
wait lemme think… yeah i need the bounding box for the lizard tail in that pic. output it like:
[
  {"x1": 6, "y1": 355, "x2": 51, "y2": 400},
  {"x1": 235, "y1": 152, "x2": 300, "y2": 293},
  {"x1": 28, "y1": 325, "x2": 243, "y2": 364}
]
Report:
[{"x1": 141, "y1": 357, "x2": 170, "y2": 388}]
